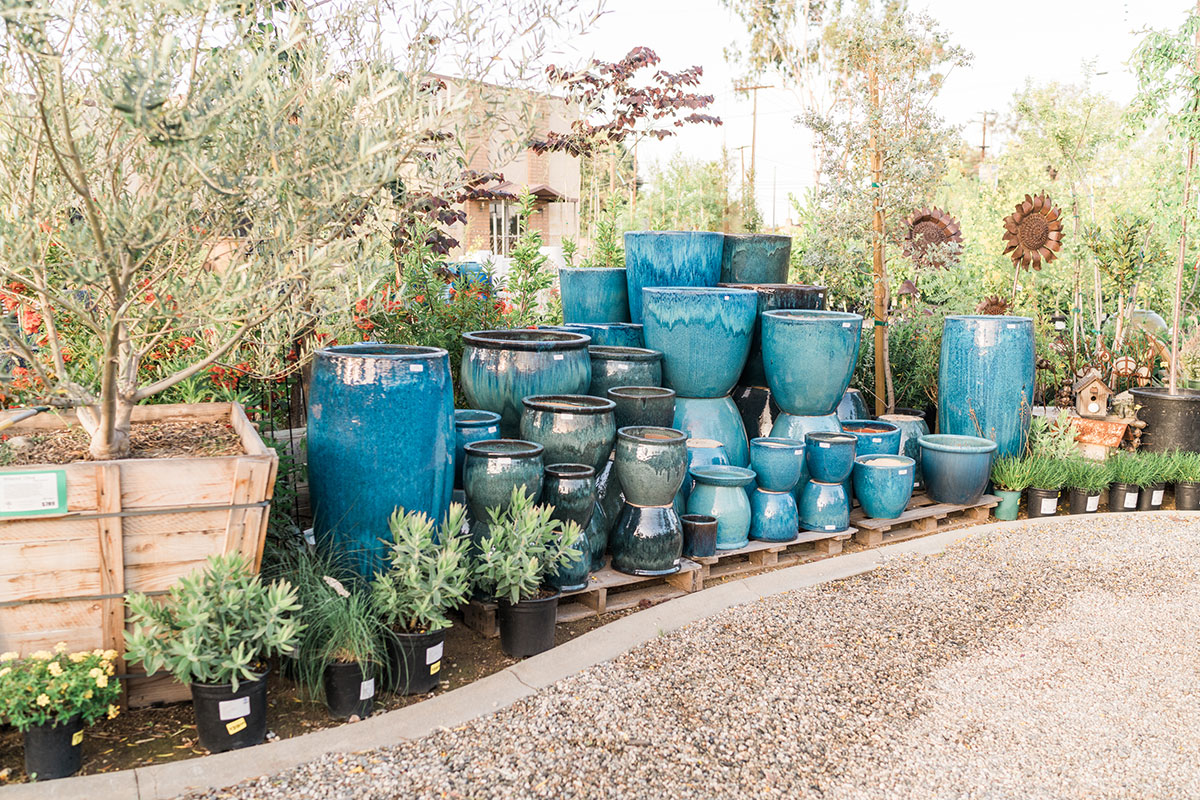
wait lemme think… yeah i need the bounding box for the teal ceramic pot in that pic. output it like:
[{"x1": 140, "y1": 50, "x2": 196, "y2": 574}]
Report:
[
  {"x1": 771, "y1": 412, "x2": 841, "y2": 442},
  {"x1": 610, "y1": 504, "x2": 683, "y2": 576},
  {"x1": 541, "y1": 463, "x2": 600, "y2": 586},
  {"x1": 993, "y1": 489, "x2": 1021, "y2": 521},
  {"x1": 309, "y1": 344, "x2": 454, "y2": 578},
  {"x1": 596, "y1": 460, "x2": 624, "y2": 535},
  {"x1": 454, "y1": 410, "x2": 501, "y2": 490},
  {"x1": 585, "y1": 509, "x2": 608, "y2": 571},
  {"x1": 519, "y1": 395, "x2": 616, "y2": 474},
  {"x1": 749, "y1": 437, "x2": 805, "y2": 493},
  {"x1": 879, "y1": 413, "x2": 930, "y2": 489},
  {"x1": 688, "y1": 465, "x2": 756, "y2": 550},
  {"x1": 720, "y1": 234, "x2": 792, "y2": 285},
  {"x1": 836, "y1": 389, "x2": 872, "y2": 422},
  {"x1": 462, "y1": 330, "x2": 592, "y2": 436},
  {"x1": 937, "y1": 315, "x2": 1035, "y2": 458},
  {"x1": 679, "y1": 437, "x2": 731, "y2": 504},
  {"x1": 799, "y1": 480, "x2": 850, "y2": 533},
  {"x1": 721, "y1": 283, "x2": 828, "y2": 389},
  {"x1": 613, "y1": 426, "x2": 688, "y2": 507},
  {"x1": 607, "y1": 386, "x2": 676, "y2": 430},
  {"x1": 749, "y1": 489, "x2": 799, "y2": 543},
  {"x1": 805, "y1": 431, "x2": 857, "y2": 484},
  {"x1": 559, "y1": 267, "x2": 630, "y2": 324},
  {"x1": 918, "y1": 434, "x2": 998, "y2": 505},
  {"x1": 852, "y1": 455, "x2": 915, "y2": 520},
  {"x1": 624, "y1": 231, "x2": 725, "y2": 323},
  {"x1": 642, "y1": 287, "x2": 757, "y2": 398},
  {"x1": 761, "y1": 309, "x2": 863, "y2": 416},
  {"x1": 462, "y1": 439, "x2": 545, "y2": 536},
  {"x1": 839, "y1": 420, "x2": 901, "y2": 457},
  {"x1": 551, "y1": 323, "x2": 645, "y2": 348},
  {"x1": 588, "y1": 346, "x2": 662, "y2": 397},
  {"x1": 673, "y1": 395, "x2": 750, "y2": 467},
  {"x1": 681, "y1": 513, "x2": 718, "y2": 558}
]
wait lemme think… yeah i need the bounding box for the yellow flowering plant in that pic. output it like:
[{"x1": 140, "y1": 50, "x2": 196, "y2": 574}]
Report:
[{"x1": 0, "y1": 647, "x2": 122, "y2": 732}]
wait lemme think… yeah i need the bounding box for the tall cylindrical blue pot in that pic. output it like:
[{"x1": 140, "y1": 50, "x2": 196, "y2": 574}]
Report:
[
  {"x1": 559, "y1": 267, "x2": 630, "y2": 324},
  {"x1": 937, "y1": 316, "x2": 1035, "y2": 458},
  {"x1": 624, "y1": 231, "x2": 724, "y2": 323},
  {"x1": 454, "y1": 410, "x2": 502, "y2": 491},
  {"x1": 309, "y1": 344, "x2": 454, "y2": 578}
]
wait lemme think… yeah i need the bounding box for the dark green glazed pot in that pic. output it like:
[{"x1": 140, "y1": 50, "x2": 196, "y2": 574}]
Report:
[
  {"x1": 462, "y1": 439, "x2": 545, "y2": 536},
  {"x1": 642, "y1": 286, "x2": 758, "y2": 398},
  {"x1": 761, "y1": 309, "x2": 863, "y2": 417},
  {"x1": 610, "y1": 503, "x2": 683, "y2": 576},
  {"x1": 588, "y1": 346, "x2": 663, "y2": 397},
  {"x1": 799, "y1": 480, "x2": 850, "y2": 533},
  {"x1": 541, "y1": 464, "x2": 599, "y2": 587},
  {"x1": 733, "y1": 385, "x2": 781, "y2": 439},
  {"x1": 719, "y1": 234, "x2": 793, "y2": 284},
  {"x1": 607, "y1": 386, "x2": 676, "y2": 430},
  {"x1": 852, "y1": 454, "x2": 915, "y2": 520},
  {"x1": 687, "y1": 465, "x2": 756, "y2": 550},
  {"x1": 624, "y1": 231, "x2": 725, "y2": 324},
  {"x1": 560, "y1": 267, "x2": 630, "y2": 324},
  {"x1": 309, "y1": 344, "x2": 454, "y2": 579},
  {"x1": 720, "y1": 283, "x2": 827, "y2": 388},
  {"x1": 519, "y1": 394, "x2": 617, "y2": 474},
  {"x1": 918, "y1": 434, "x2": 997, "y2": 505},
  {"x1": 673, "y1": 395, "x2": 750, "y2": 467},
  {"x1": 454, "y1": 409, "x2": 502, "y2": 491},
  {"x1": 613, "y1": 426, "x2": 688, "y2": 507},
  {"x1": 461, "y1": 330, "x2": 592, "y2": 436}
]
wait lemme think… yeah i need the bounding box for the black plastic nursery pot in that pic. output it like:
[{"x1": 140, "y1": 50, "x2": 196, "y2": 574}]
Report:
[
  {"x1": 1025, "y1": 487, "x2": 1060, "y2": 518},
  {"x1": 23, "y1": 714, "x2": 83, "y2": 781},
  {"x1": 1108, "y1": 482, "x2": 1140, "y2": 513},
  {"x1": 324, "y1": 660, "x2": 375, "y2": 719},
  {"x1": 1129, "y1": 387, "x2": 1200, "y2": 453},
  {"x1": 1178, "y1": 482, "x2": 1200, "y2": 511},
  {"x1": 498, "y1": 591, "x2": 561, "y2": 658},
  {"x1": 385, "y1": 628, "x2": 446, "y2": 696},
  {"x1": 1067, "y1": 487, "x2": 1102, "y2": 515},
  {"x1": 1136, "y1": 482, "x2": 1166, "y2": 511},
  {"x1": 190, "y1": 671, "x2": 269, "y2": 753}
]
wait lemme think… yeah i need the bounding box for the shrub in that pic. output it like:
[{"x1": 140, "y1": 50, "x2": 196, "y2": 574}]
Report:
[
  {"x1": 473, "y1": 488, "x2": 582, "y2": 605},
  {"x1": 1106, "y1": 451, "x2": 1153, "y2": 488},
  {"x1": 1026, "y1": 456, "x2": 1067, "y2": 491},
  {"x1": 1063, "y1": 459, "x2": 1110, "y2": 493},
  {"x1": 1168, "y1": 451, "x2": 1200, "y2": 484},
  {"x1": 990, "y1": 456, "x2": 1033, "y2": 492},
  {"x1": 0, "y1": 647, "x2": 122, "y2": 732},
  {"x1": 1028, "y1": 416, "x2": 1079, "y2": 460},
  {"x1": 372, "y1": 504, "x2": 472, "y2": 634}
]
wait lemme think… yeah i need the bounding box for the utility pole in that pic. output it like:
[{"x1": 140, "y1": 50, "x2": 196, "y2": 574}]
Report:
[
  {"x1": 735, "y1": 145, "x2": 749, "y2": 187},
  {"x1": 976, "y1": 110, "x2": 996, "y2": 162},
  {"x1": 735, "y1": 84, "x2": 773, "y2": 194}
]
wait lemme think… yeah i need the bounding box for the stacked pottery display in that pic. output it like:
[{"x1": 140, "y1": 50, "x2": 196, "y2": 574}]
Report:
[
  {"x1": 747, "y1": 438, "x2": 804, "y2": 542},
  {"x1": 688, "y1": 465, "x2": 757, "y2": 550},
  {"x1": 461, "y1": 439, "x2": 545, "y2": 544},
  {"x1": 609, "y1": 426, "x2": 689, "y2": 575},
  {"x1": 799, "y1": 431, "x2": 856, "y2": 533},
  {"x1": 879, "y1": 413, "x2": 930, "y2": 490}
]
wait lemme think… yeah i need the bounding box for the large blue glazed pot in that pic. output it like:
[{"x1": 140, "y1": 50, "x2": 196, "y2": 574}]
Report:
[
  {"x1": 761, "y1": 309, "x2": 863, "y2": 416},
  {"x1": 462, "y1": 439, "x2": 545, "y2": 534},
  {"x1": 541, "y1": 464, "x2": 597, "y2": 591},
  {"x1": 588, "y1": 346, "x2": 662, "y2": 397},
  {"x1": 799, "y1": 480, "x2": 850, "y2": 533},
  {"x1": 688, "y1": 465, "x2": 756, "y2": 550},
  {"x1": 642, "y1": 286, "x2": 757, "y2": 398},
  {"x1": 721, "y1": 284, "x2": 828, "y2": 388},
  {"x1": 879, "y1": 413, "x2": 930, "y2": 489},
  {"x1": 610, "y1": 504, "x2": 683, "y2": 576},
  {"x1": 559, "y1": 267, "x2": 630, "y2": 324},
  {"x1": 461, "y1": 330, "x2": 591, "y2": 436},
  {"x1": 749, "y1": 437, "x2": 805, "y2": 493},
  {"x1": 673, "y1": 395, "x2": 750, "y2": 467},
  {"x1": 840, "y1": 420, "x2": 901, "y2": 457},
  {"x1": 836, "y1": 389, "x2": 872, "y2": 422},
  {"x1": 454, "y1": 410, "x2": 501, "y2": 490},
  {"x1": 852, "y1": 455, "x2": 916, "y2": 520},
  {"x1": 749, "y1": 488, "x2": 799, "y2": 543},
  {"x1": 551, "y1": 323, "x2": 645, "y2": 348},
  {"x1": 624, "y1": 231, "x2": 725, "y2": 323},
  {"x1": 519, "y1": 395, "x2": 616, "y2": 475},
  {"x1": 613, "y1": 426, "x2": 689, "y2": 507},
  {"x1": 309, "y1": 344, "x2": 454, "y2": 578},
  {"x1": 918, "y1": 434, "x2": 997, "y2": 505},
  {"x1": 719, "y1": 234, "x2": 793, "y2": 285},
  {"x1": 608, "y1": 386, "x2": 676, "y2": 430},
  {"x1": 937, "y1": 315, "x2": 1035, "y2": 458},
  {"x1": 805, "y1": 431, "x2": 857, "y2": 484}
]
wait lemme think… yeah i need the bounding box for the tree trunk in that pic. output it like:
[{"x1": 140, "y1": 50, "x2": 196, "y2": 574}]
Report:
[
  {"x1": 868, "y1": 68, "x2": 888, "y2": 416},
  {"x1": 1170, "y1": 0, "x2": 1200, "y2": 394}
]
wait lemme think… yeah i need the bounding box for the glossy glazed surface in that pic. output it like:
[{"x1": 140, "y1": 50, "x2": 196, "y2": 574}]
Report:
[
  {"x1": 761, "y1": 309, "x2": 863, "y2": 416},
  {"x1": 461, "y1": 439, "x2": 545, "y2": 529},
  {"x1": 551, "y1": 323, "x2": 645, "y2": 348},
  {"x1": 613, "y1": 426, "x2": 688, "y2": 507},
  {"x1": 804, "y1": 431, "x2": 858, "y2": 484},
  {"x1": 719, "y1": 234, "x2": 793, "y2": 285},
  {"x1": 749, "y1": 488, "x2": 799, "y2": 542},
  {"x1": 559, "y1": 267, "x2": 630, "y2": 324},
  {"x1": 721, "y1": 283, "x2": 827, "y2": 387},
  {"x1": 852, "y1": 454, "x2": 915, "y2": 520},
  {"x1": 608, "y1": 386, "x2": 676, "y2": 430},
  {"x1": 624, "y1": 231, "x2": 724, "y2": 323},
  {"x1": 454, "y1": 409, "x2": 501, "y2": 490},
  {"x1": 681, "y1": 513, "x2": 718, "y2": 557},
  {"x1": 519, "y1": 394, "x2": 617, "y2": 474},
  {"x1": 799, "y1": 480, "x2": 850, "y2": 533},
  {"x1": 836, "y1": 388, "x2": 872, "y2": 422},
  {"x1": 673, "y1": 395, "x2": 751, "y2": 467},
  {"x1": 879, "y1": 413, "x2": 930, "y2": 488},
  {"x1": 918, "y1": 434, "x2": 997, "y2": 505},
  {"x1": 642, "y1": 286, "x2": 757, "y2": 398},
  {"x1": 839, "y1": 420, "x2": 901, "y2": 457},
  {"x1": 687, "y1": 465, "x2": 756, "y2": 550},
  {"x1": 587, "y1": 346, "x2": 663, "y2": 397},
  {"x1": 609, "y1": 503, "x2": 683, "y2": 576},
  {"x1": 749, "y1": 437, "x2": 805, "y2": 493}
]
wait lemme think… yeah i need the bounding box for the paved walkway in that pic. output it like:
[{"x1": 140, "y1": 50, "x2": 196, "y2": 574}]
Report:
[{"x1": 181, "y1": 514, "x2": 1200, "y2": 800}]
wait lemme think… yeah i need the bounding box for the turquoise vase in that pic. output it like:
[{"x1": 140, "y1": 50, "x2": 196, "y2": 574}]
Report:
[
  {"x1": 720, "y1": 283, "x2": 828, "y2": 389},
  {"x1": 879, "y1": 413, "x2": 930, "y2": 489},
  {"x1": 608, "y1": 386, "x2": 676, "y2": 430},
  {"x1": 309, "y1": 344, "x2": 454, "y2": 578},
  {"x1": 852, "y1": 455, "x2": 915, "y2": 520},
  {"x1": 799, "y1": 480, "x2": 850, "y2": 533},
  {"x1": 641, "y1": 286, "x2": 757, "y2": 398},
  {"x1": 559, "y1": 267, "x2": 630, "y2": 324},
  {"x1": 551, "y1": 323, "x2": 645, "y2": 348},
  {"x1": 805, "y1": 431, "x2": 857, "y2": 483},
  {"x1": 519, "y1": 394, "x2": 616, "y2": 474},
  {"x1": 623, "y1": 231, "x2": 724, "y2": 323},
  {"x1": 719, "y1": 234, "x2": 792, "y2": 284},
  {"x1": 588, "y1": 346, "x2": 662, "y2": 397},
  {"x1": 673, "y1": 395, "x2": 750, "y2": 467},
  {"x1": 609, "y1": 426, "x2": 688, "y2": 576},
  {"x1": 688, "y1": 465, "x2": 756, "y2": 550},
  {"x1": 918, "y1": 434, "x2": 997, "y2": 505},
  {"x1": 454, "y1": 409, "x2": 501, "y2": 491},
  {"x1": 541, "y1": 464, "x2": 596, "y2": 591},
  {"x1": 761, "y1": 309, "x2": 863, "y2": 416},
  {"x1": 461, "y1": 439, "x2": 545, "y2": 541}
]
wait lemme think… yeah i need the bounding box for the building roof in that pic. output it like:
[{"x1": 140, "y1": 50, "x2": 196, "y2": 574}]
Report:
[{"x1": 488, "y1": 181, "x2": 576, "y2": 203}]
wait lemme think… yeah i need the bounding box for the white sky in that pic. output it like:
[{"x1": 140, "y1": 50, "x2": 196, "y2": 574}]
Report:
[{"x1": 561, "y1": 0, "x2": 1188, "y2": 226}]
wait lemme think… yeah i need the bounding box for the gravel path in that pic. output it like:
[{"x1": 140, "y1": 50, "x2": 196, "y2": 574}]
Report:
[{"x1": 188, "y1": 515, "x2": 1200, "y2": 800}]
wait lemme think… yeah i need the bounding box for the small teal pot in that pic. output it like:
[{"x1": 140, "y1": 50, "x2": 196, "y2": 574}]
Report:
[
  {"x1": 559, "y1": 267, "x2": 630, "y2": 324},
  {"x1": 839, "y1": 420, "x2": 901, "y2": 457},
  {"x1": 588, "y1": 346, "x2": 662, "y2": 397},
  {"x1": 679, "y1": 437, "x2": 731, "y2": 505},
  {"x1": 918, "y1": 434, "x2": 998, "y2": 505},
  {"x1": 673, "y1": 395, "x2": 750, "y2": 467},
  {"x1": 687, "y1": 465, "x2": 756, "y2": 550},
  {"x1": 519, "y1": 394, "x2": 617, "y2": 474},
  {"x1": 613, "y1": 426, "x2": 689, "y2": 507},
  {"x1": 461, "y1": 330, "x2": 591, "y2": 436},
  {"x1": 879, "y1": 413, "x2": 930, "y2": 489},
  {"x1": 836, "y1": 389, "x2": 872, "y2": 422},
  {"x1": 608, "y1": 386, "x2": 676, "y2": 430},
  {"x1": 761, "y1": 309, "x2": 863, "y2": 416},
  {"x1": 610, "y1": 504, "x2": 683, "y2": 576},
  {"x1": 749, "y1": 489, "x2": 799, "y2": 543},
  {"x1": 721, "y1": 284, "x2": 828, "y2": 388},
  {"x1": 799, "y1": 480, "x2": 850, "y2": 533},
  {"x1": 642, "y1": 286, "x2": 758, "y2": 398},
  {"x1": 749, "y1": 437, "x2": 805, "y2": 493},
  {"x1": 551, "y1": 323, "x2": 645, "y2": 348},
  {"x1": 852, "y1": 455, "x2": 915, "y2": 520},
  {"x1": 624, "y1": 231, "x2": 725, "y2": 323},
  {"x1": 719, "y1": 234, "x2": 792, "y2": 285},
  {"x1": 805, "y1": 431, "x2": 857, "y2": 484},
  {"x1": 454, "y1": 409, "x2": 502, "y2": 490},
  {"x1": 993, "y1": 489, "x2": 1021, "y2": 521},
  {"x1": 462, "y1": 439, "x2": 545, "y2": 536}
]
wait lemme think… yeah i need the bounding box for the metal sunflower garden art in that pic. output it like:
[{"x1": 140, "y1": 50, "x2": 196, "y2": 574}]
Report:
[
  {"x1": 1002, "y1": 193, "x2": 1064, "y2": 269},
  {"x1": 903, "y1": 207, "x2": 962, "y2": 268}
]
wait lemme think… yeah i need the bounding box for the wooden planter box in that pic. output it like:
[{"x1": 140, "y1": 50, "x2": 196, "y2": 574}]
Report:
[{"x1": 0, "y1": 403, "x2": 277, "y2": 707}]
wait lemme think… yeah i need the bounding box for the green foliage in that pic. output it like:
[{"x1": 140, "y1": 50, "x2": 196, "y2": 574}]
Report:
[
  {"x1": 0, "y1": 647, "x2": 122, "y2": 735},
  {"x1": 583, "y1": 204, "x2": 626, "y2": 269},
  {"x1": 1085, "y1": 215, "x2": 1170, "y2": 298},
  {"x1": 1025, "y1": 456, "x2": 1067, "y2": 491},
  {"x1": 1063, "y1": 459, "x2": 1110, "y2": 493},
  {"x1": 473, "y1": 488, "x2": 582, "y2": 605},
  {"x1": 506, "y1": 189, "x2": 557, "y2": 326},
  {"x1": 1028, "y1": 416, "x2": 1079, "y2": 460},
  {"x1": 1168, "y1": 450, "x2": 1200, "y2": 483},
  {"x1": 854, "y1": 310, "x2": 944, "y2": 410},
  {"x1": 373, "y1": 505, "x2": 472, "y2": 634},
  {"x1": 622, "y1": 153, "x2": 731, "y2": 233},
  {"x1": 124, "y1": 554, "x2": 302, "y2": 691},
  {"x1": 1138, "y1": 450, "x2": 1176, "y2": 485},
  {"x1": 990, "y1": 456, "x2": 1033, "y2": 492},
  {"x1": 1106, "y1": 450, "x2": 1154, "y2": 487}
]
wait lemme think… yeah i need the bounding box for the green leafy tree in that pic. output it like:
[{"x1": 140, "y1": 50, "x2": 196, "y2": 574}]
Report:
[{"x1": 504, "y1": 189, "x2": 557, "y2": 326}]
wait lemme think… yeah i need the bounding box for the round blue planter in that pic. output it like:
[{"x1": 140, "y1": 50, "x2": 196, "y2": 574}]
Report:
[
  {"x1": 836, "y1": 389, "x2": 872, "y2": 422},
  {"x1": 623, "y1": 231, "x2": 724, "y2": 323},
  {"x1": 673, "y1": 395, "x2": 750, "y2": 467},
  {"x1": 559, "y1": 267, "x2": 630, "y2": 324},
  {"x1": 879, "y1": 413, "x2": 930, "y2": 488},
  {"x1": 681, "y1": 513, "x2": 719, "y2": 558},
  {"x1": 749, "y1": 488, "x2": 799, "y2": 542},
  {"x1": 309, "y1": 344, "x2": 453, "y2": 578},
  {"x1": 454, "y1": 410, "x2": 501, "y2": 491},
  {"x1": 551, "y1": 323, "x2": 645, "y2": 348},
  {"x1": 719, "y1": 234, "x2": 793, "y2": 285},
  {"x1": 852, "y1": 455, "x2": 915, "y2": 520},
  {"x1": 461, "y1": 330, "x2": 591, "y2": 436},
  {"x1": 749, "y1": 437, "x2": 805, "y2": 493},
  {"x1": 608, "y1": 386, "x2": 676, "y2": 430},
  {"x1": 679, "y1": 437, "x2": 731, "y2": 506},
  {"x1": 771, "y1": 412, "x2": 842, "y2": 442},
  {"x1": 687, "y1": 465, "x2": 756, "y2": 550},
  {"x1": 610, "y1": 504, "x2": 683, "y2": 576},
  {"x1": 588, "y1": 346, "x2": 662, "y2": 397},
  {"x1": 519, "y1": 395, "x2": 616, "y2": 475},
  {"x1": 799, "y1": 480, "x2": 850, "y2": 533},
  {"x1": 642, "y1": 287, "x2": 757, "y2": 398},
  {"x1": 761, "y1": 310, "x2": 863, "y2": 416},
  {"x1": 840, "y1": 420, "x2": 901, "y2": 457},
  {"x1": 937, "y1": 315, "x2": 1035, "y2": 458},
  {"x1": 720, "y1": 283, "x2": 828, "y2": 388},
  {"x1": 918, "y1": 434, "x2": 997, "y2": 505},
  {"x1": 805, "y1": 431, "x2": 857, "y2": 484},
  {"x1": 462, "y1": 439, "x2": 545, "y2": 534},
  {"x1": 613, "y1": 426, "x2": 688, "y2": 507},
  {"x1": 542, "y1": 464, "x2": 596, "y2": 592}
]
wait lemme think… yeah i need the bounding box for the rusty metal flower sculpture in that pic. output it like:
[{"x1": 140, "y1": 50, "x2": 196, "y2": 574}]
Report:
[
  {"x1": 975, "y1": 294, "x2": 1010, "y2": 315},
  {"x1": 903, "y1": 207, "x2": 962, "y2": 268},
  {"x1": 1002, "y1": 193, "x2": 1064, "y2": 270}
]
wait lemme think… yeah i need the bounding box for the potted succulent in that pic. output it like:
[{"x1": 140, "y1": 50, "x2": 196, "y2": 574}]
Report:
[
  {"x1": 1171, "y1": 451, "x2": 1200, "y2": 510},
  {"x1": 124, "y1": 554, "x2": 302, "y2": 754},
  {"x1": 0, "y1": 647, "x2": 122, "y2": 781},
  {"x1": 1063, "y1": 459, "x2": 1109, "y2": 515},
  {"x1": 1136, "y1": 451, "x2": 1171, "y2": 511},
  {"x1": 1025, "y1": 457, "x2": 1066, "y2": 518},
  {"x1": 990, "y1": 456, "x2": 1032, "y2": 521},
  {"x1": 372, "y1": 504, "x2": 472, "y2": 696},
  {"x1": 1105, "y1": 451, "x2": 1147, "y2": 513},
  {"x1": 473, "y1": 488, "x2": 583, "y2": 658}
]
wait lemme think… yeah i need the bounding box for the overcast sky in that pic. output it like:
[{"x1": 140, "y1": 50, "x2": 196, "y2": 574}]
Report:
[{"x1": 561, "y1": 0, "x2": 1188, "y2": 226}]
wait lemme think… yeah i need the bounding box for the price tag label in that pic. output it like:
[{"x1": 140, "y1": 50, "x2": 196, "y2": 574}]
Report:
[
  {"x1": 553, "y1": 354, "x2": 565, "y2": 361},
  {"x1": 359, "y1": 678, "x2": 375, "y2": 701},
  {"x1": 819, "y1": 442, "x2": 830, "y2": 449},
  {"x1": 1153, "y1": 489, "x2": 1164, "y2": 505},
  {"x1": 0, "y1": 470, "x2": 66, "y2": 518},
  {"x1": 1087, "y1": 495, "x2": 1099, "y2": 512},
  {"x1": 426, "y1": 642, "x2": 444, "y2": 664},
  {"x1": 226, "y1": 718, "x2": 247, "y2": 735},
  {"x1": 430, "y1": 661, "x2": 441, "y2": 675},
  {"x1": 218, "y1": 696, "x2": 250, "y2": 721},
  {"x1": 870, "y1": 437, "x2": 881, "y2": 443},
  {"x1": 71, "y1": 730, "x2": 83, "y2": 747},
  {"x1": 1124, "y1": 492, "x2": 1138, "y2": 509},
  {"x1": 409, "y1": 364, "x2": 424, "y2": 373},
  {"x1": 824, "y1": 524, "x2": 836, "y2": 530},
  {"x1": 1040, "y1": 497, "x2": 1057, "y2": 515}
]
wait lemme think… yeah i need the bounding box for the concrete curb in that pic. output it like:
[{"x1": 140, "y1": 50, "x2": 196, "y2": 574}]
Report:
[{"x1": 11, "y1": 511, "x2": 1199, "y2": 799}]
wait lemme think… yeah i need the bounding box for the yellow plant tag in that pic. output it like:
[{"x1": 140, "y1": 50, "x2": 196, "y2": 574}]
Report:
[
  {"x1": 430, "y1": 661, "x2": 441, "y2": 675},
  {"x1": 226, "y1": 718, "x2": 247, "y2": 735},
  {"x1": 71, "y1": 730, "x2": 83, "y2": 747}
]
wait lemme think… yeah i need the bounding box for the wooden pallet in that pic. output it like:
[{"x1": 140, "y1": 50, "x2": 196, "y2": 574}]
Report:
[
  {"x1": 850, "y1": 493, "x2": 998, "y2": 548},
  {"x1": 688, "y1": 529, "x2": 853, "y2": 587}
]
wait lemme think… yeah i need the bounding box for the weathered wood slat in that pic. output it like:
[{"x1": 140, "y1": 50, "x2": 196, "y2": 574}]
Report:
[{"x1": 851, "y1": 493, "x2": 998, "y2": 547}]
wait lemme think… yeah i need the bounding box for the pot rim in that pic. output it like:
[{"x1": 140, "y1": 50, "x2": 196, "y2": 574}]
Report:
[
  {"x1": 750, "y1": 436, "x2": 805, "y2": 451},
  {"x1": 559, "y1": 266, "x2": 626, "y2": 275},
  {"x1": 805, "y1": 431, "x2": 857, "y2": 447},
  {"x1": 918, "y1": 434, "x2": 998, "y2": 454},
  {"x1": 944, "y1": 314, "x2": 1034, "y2": 324},
  {"x1": 680, "y1": 513, "x2": 718, "y2": 525},
  {"x1": 617, "y1": 425, "x2": 687, "y2": 444},
  {"x1": 607, "y1": 386, "x2": 677, "y2": 400},
  {"x1": 588, "y1": 345, "x2": 662, "y2": 362},
  {"x1": 625, "y1": 230, "x2": 724, "y2": 239},
  {"x1": 840, "y1": 420, "x2": 901, "y2": 435},
  {"x1": 721, "y1": 232, "x2": 792, "y2": 242},
  {"x1": 718, "y1": 282, "x2": 826, "y2": 293},
  {"x1": 522, "y1": 394, "x2": 617, "y2": 414},
  {"x1": 762, "y1": 309, "x2": 862, "y2": 324},
  {"x1": 853, "y1": 454, "x2": 915, "y2": 470},
  {"x1": 454, "y1": 409, "x2": 502, "y2": 428},
  {"x1": 1129, "y1": 386, "x2": 1200, "y2": 402},
  {"x1": 557, "y1": 322, "x2": 643, "y2": 332},
  {"x1": 642, "y1": 286, "x2": 757, "y2": 300},
  {"x1": 544, "y1": 463, "x2": 596, "y2": 479},
  {"x1": 464, "y1": 439, "x2": 545, "y2": 459},
  {"x1": 689, "y1": 464, "x2": 756, "y2": 486},
  {"x1": 320, "y1": 343, "x2": 446, "y2": 360},
  {"x1": 879, "y1": 413, "x2": 925, "y2": 423},
  {"x1": 498, "y1": 590, "x2": 563, "y2": 608},
  {"x1": 464, "y1": 329, "x2": 590, "y2": 351}
]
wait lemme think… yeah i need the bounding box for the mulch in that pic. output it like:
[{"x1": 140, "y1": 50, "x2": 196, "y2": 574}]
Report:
[{"x1": 0, "y1": 420, "x2": 245, "y2": 466}]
